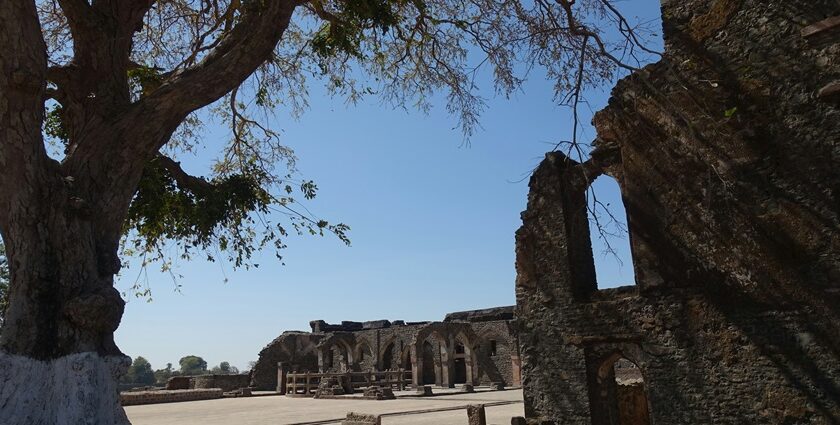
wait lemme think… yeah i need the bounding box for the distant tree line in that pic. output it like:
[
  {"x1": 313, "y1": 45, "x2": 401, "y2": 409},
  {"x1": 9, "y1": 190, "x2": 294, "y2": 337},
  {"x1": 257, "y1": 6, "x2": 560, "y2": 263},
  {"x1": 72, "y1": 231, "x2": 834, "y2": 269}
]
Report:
[{"x1": 121, "y1": 355, "x2": 249, "y2": 386}]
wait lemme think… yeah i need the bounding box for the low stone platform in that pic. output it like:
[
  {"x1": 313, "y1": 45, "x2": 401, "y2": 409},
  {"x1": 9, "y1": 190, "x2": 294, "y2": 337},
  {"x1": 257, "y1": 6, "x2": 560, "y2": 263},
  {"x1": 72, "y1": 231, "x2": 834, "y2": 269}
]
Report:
[
  {"x1": 121, "y1": 389, "x2": 223, "y2": 406},
  {"x1": 126, "y1": 388, "x2": 524, "y2": 424}
]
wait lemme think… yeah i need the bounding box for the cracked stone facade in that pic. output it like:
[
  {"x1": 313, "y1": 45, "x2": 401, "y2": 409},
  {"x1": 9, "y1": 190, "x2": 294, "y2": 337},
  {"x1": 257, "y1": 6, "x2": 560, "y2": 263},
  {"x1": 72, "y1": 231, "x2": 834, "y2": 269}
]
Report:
[
  {"x1": 515, "y1": 0, "x2": 840, "y2": 423},
  {"x1": 251, "y1": 307, "x2": 520, "y2": 391}
]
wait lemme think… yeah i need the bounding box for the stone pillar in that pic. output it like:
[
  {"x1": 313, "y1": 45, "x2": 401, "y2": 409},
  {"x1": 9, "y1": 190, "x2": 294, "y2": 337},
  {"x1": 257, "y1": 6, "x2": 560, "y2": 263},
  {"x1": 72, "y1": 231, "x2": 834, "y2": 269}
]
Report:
[
  {"x1": 466, "y1": 405, "x2": 487, "y2": 425},
  {"x1": 440, "y1": 339, "x2": 454, "y2": 388},
  {"x1": 411, "y1": 346, "x2": 422, "y2": 387},
  {"x1": 276, "y1": 362, "x2": 287, "y2": 394},
  {"x1": 510, "y1": 355, "x2": 522, "y2": 387}
]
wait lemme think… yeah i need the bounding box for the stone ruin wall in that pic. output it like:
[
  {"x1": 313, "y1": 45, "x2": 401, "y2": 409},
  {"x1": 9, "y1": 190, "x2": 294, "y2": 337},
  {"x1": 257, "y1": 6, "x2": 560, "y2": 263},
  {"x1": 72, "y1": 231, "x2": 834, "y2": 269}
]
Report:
[
  {"x1": 516, "y1": 0, "x2": 840, "y2": 423},
  {"x1": 251, "y1": 307, "x2": 520, "y2": 391},
  {"x1": 250, "y1": 331, "x2": 322, "y2": 391}
]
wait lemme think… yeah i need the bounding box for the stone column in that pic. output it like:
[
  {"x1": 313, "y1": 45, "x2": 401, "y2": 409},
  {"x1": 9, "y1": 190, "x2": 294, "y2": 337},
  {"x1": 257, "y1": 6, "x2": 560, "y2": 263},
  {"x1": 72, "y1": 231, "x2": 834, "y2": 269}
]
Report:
[{"x1": 277, "y1": 362, "x2": 287, "y2": 394}]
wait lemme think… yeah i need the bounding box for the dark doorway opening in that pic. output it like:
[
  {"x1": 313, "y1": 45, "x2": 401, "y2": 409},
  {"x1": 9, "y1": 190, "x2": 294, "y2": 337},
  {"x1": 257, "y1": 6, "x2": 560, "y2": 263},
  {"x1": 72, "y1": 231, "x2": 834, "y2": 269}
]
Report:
[
  {"x1": 421, "y1": 341, "x2": 436, "y2": 385},
  {"x1": 590, "y1": 354, "x2": 651, "y2": 425}
]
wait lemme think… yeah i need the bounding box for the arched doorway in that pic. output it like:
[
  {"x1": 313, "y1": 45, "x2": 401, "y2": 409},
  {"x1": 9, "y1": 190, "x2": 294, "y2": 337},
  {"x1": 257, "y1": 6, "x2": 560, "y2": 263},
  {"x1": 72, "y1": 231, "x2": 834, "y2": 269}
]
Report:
[
  {"x1": 401, "y1": 345, "x2": 412, "y2": 372},
  {"x1": 421, "y1": 341, "x2": 436, "y2": 385},
  {"x1": 589, "y1": 353, "x2": 650, "y2": 425},
  {"x1": 381, "y1": 342, "x2": 395, "y2": 370},
  {"x1": 453, "y1": 342, "x2": 467, "y2": 384}
]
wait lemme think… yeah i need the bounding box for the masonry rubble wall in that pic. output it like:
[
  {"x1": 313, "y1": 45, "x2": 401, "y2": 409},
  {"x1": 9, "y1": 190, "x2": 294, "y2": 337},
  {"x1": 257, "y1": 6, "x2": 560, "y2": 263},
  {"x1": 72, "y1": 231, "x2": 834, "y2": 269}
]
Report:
[
  {"x1": 252, "y1": 308, "x2": 520, "y2": 391},
  {"x1": 516, "y1": 0, "x2": 840, "y2": 423}
]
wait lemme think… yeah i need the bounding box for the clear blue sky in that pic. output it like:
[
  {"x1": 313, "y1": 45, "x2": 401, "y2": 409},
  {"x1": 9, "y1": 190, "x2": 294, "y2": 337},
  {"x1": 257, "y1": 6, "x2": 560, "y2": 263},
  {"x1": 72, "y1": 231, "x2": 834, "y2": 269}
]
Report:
[{"x1": 115, "y1": 2, "x2": 664, "y2": 372}]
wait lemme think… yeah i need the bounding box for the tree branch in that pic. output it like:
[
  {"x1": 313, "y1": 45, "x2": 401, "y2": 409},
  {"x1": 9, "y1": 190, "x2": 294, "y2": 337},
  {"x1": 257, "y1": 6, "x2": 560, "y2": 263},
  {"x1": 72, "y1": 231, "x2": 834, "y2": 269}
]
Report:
[
  {"x1": 0, "y1": 0, "x2": 52, "y2": 227},
  {"x1": 140, "y1": 0, "x2": 298, "y2": 122},
  {"x1": 57, "y1": 0, "x2": 93, "y2": 33},
  {"x1": 154, "y1": 154, "x2": 212, "y2": 193}
]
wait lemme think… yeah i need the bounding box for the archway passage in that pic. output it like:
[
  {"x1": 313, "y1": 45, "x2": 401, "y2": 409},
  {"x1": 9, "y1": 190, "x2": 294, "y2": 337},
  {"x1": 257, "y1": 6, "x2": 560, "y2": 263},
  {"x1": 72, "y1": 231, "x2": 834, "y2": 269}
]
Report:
[
  {"x1": 401, "y1": 346, "x2": 412, "y2": 371},
  {"x1": 421, "y1": 341, "x2": 436, "y2": 385},
  {"x1": 382, "y1": 342, "x2": 395, "y2": 370},
  {"x1": 590, "y1": 354, "x2": 650, "y2": 425},
  {"x1": 453, "y1": 342, "x2": 467, "y2": 384}
]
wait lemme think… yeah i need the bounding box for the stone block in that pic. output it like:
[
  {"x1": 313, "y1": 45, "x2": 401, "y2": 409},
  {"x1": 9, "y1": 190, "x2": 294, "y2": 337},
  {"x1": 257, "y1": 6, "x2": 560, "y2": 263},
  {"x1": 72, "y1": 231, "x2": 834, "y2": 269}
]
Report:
[
  {"x1": 511, "y1": 417, "x2": 527, "y2": 425},
  {"x1": 490, "y1": 382, "x2": 506, "y2": 391},
  {"x1": 165, "y1": 376, "x2": 193, "y2": 390},
  {"x1": 363, "y1": 386, "x2": 395, "y2": 400},
  {"x1": 342, "y1": 412, "x2": 381, "y2": 425},
  {"x1": 462, "y1": 383, "x2": 475, "y2": 393},
  {"x1": 415, "y1": 385, "x2": 433, "y2": 396},
  {"x1": 467, "y1": 404, "x2": 487, "y2": 425}
]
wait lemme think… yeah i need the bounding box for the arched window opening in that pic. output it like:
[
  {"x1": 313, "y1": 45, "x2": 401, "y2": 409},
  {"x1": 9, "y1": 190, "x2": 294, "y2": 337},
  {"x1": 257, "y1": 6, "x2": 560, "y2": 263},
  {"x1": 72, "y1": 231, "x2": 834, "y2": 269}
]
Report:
[{"x1": 587, "y1": 175, "x2": 636, "y2": 289}]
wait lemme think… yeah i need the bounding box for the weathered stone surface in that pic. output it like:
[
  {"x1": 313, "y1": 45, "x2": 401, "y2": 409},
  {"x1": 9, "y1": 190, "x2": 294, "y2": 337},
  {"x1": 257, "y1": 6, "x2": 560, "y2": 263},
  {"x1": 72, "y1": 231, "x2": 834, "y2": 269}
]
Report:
[
  {"x1": 445, "y1": 306, "x2": 515, "y2": 322},
  {"x1": 193, "y1": 374, "x2": 250, "y2": 392},
  {"x1": 490, "y1": 382, "x2": 505, "y2": 391},
  {"x1": 516, "y1": 0, "x2": 840, "y2": 423},
  {"x1": 416, "y1": 385, "x2": 433, "y2": 396},
  {"x1": 256, "y1": 308, "x2": 521, "y2": 390},
  {"x1": 363, "y1": 385, "x2": 396, "y2": 400},
  {"x1": 314, "y1": 376, "x2": 346, "y2": 398},
  {"x1": 510, "y1": 417, "x2": 527, "y2": 425},
  {"x1": 120, "y1": 388, "x2": 223, "y2": 406},
  {"x1": 467, "y1": 404, "x2": 487, "y2": 425},
  {"x1": 0, "y1": 352, "x2": 130, "y2": 424},
  {"x1": 342, "y1": 412, "x2": 381, "y2": 425},
  {"x1": 165, "y1": 376, "x2": 193, "y2": 390},
  {"x1": 251, "y1": 332, "x2": 322, "y2": 391},
  {"x1": 462, "y1": 383, "x2": 475, "y2": 393}
]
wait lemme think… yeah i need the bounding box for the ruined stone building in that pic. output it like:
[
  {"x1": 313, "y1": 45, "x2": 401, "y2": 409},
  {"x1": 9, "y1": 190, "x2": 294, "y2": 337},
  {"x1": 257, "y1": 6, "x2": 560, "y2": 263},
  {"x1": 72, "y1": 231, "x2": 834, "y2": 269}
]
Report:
[
  {"x1": 250, "y1": 306, "x2": 521, "y2": 392},
  {"x1": 515, "y1": 0, "x2": 840, "y2": 424}
]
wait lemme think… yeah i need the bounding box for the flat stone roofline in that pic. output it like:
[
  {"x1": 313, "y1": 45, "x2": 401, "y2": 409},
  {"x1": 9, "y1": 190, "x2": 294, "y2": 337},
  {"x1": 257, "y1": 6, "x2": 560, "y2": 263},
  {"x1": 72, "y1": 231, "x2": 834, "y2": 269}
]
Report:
[
  {"x1": 308, "y1": 306, "x2": 514, "y2": 332},
  {"x1": 444, "y1": 306, "x2": 515, "y2": 323}
]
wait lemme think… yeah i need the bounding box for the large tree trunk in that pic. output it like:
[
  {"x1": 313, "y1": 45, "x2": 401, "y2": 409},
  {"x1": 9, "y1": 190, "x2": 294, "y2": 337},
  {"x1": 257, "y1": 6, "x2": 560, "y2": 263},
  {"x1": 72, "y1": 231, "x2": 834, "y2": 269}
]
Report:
[
  {"x1": 0, "y1": 2, "x2": 130, "y2": 422},
  {"x1": 0, "y1": 164, "x2": 131, "y2": 424},
  {"x1": 0, "y1": 0, "x2": 300, "y2": 421}
]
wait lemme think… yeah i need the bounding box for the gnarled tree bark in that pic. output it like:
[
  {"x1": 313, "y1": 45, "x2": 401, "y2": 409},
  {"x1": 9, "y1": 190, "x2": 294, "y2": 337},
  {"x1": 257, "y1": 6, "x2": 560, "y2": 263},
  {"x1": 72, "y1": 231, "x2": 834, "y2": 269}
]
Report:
[{"x1": 0, "y1": 0, "x2": 299, "y2": 422}]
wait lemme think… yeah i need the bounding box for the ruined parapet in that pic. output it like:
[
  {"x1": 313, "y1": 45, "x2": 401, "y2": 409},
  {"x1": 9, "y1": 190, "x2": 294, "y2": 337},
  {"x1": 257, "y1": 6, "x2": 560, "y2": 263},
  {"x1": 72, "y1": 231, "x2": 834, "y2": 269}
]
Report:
[
  {"x1": 192, "y1": 374, "x2": 250, "y2": 392},
  {"x1": 363, "y1": 385, "x2": 395, "y2": 400},
  {"x1": 313, "y1": 376, "x2": 346, "y2": 398},
  {"x1": 517, "y1": 0, "x2": 840, "y2": 423},
  {"x1": 165, "y1": 376, "x2": 193, "y2": 390},
  {"x1": 444, "y1": 306, "x2": 515, "y2": 323},
  {"x1": 250, "y1": 332, "x2": 321, "y2": 391}
]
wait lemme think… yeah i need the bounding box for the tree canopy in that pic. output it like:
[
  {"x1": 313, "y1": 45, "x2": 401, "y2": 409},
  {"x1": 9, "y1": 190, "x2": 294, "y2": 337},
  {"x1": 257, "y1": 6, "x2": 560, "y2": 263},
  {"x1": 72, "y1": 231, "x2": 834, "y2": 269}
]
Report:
[
  {"x1": 211, "y1": 361, "x2": 239, "y2": 375},
  {"x1": 31, "y1": 0, "x2": 657, "y2": 291},
  {"x1": 123, "y1": 356, "x2": 156, "y2": 385},
  {"x1": 179, "y1": 355, "x2": 208, "y2": 376}
]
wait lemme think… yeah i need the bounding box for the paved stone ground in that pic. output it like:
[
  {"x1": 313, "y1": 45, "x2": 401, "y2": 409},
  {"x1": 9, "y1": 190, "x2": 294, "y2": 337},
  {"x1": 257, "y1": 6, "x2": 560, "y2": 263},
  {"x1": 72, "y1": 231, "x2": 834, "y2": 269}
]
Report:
[{"x1": 125, "y1": 388, "x2": 524, "y2": 425}]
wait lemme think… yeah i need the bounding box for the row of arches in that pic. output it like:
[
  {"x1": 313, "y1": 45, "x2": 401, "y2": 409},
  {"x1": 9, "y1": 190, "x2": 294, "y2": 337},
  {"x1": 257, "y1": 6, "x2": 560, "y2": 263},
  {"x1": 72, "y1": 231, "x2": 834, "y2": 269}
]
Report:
[{"x1": 314, "y1": 323, "x2": 514, "y2": 388}]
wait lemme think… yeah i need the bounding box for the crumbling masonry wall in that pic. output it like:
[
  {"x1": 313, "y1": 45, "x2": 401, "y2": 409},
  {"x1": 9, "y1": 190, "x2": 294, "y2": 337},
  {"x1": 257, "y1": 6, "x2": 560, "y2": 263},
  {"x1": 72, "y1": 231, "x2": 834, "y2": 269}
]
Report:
[
  {"x1": 252, "y1": 307, "x2": 520, "y2": 391},
  {"x1": 516, "y1": 0, "x2": 840, "y2": 423}
]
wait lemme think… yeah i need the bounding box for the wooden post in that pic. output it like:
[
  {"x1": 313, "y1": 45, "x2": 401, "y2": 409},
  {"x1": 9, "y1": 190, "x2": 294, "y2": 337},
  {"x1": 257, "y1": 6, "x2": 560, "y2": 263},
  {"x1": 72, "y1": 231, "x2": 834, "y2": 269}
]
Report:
[{"x1": 304, "y1": 372, "x2": 310, "y2": 396}]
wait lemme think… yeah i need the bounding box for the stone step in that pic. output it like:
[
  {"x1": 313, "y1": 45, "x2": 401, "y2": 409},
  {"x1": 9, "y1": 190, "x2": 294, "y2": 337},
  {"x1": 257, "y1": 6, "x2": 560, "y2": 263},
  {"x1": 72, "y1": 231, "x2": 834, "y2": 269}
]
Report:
[
  {"x1": 802, "y1": 16, "x2": 840, "y2": 45},
  {"x1": 818, "y1": 80, "x2": 840, "y2": 101}
]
